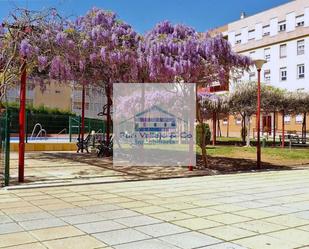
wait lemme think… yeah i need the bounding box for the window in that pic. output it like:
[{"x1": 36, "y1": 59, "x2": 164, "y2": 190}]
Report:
[
  {"x1": 262, "y1": 25, "x2": 270, "y2": 36},
  {"x1": 296, "y1": 15, "x2": 305, "y2": 27},
  {"x1": 297, "y1": 64, "x2": 305, "y2": 79},
  {"x1": 278, "y1": 21, "x2": 286, "y2": 32},
  {"x1": 223, "y1": 118, "x2": 228, "y2": 125},
  {"x1": 235, "y1": 34, "x2": 241, "y2": 44},
  {"x1": 297, "y1": 40, "x2": 305, "y2": 55},
  {"x1": 264, "y1": 70, "x2": 271, "y2": 83},
  {"x1": 280, "y1": 44, "x2": 287, "y2": 58},
  {"x1": 280, "y1": 67, "x2": 287, "y2": 81},
  {"x1": 249, "y1": 72, "x2": 256, "y2": 81},
  {"x1": 296, "y1": 114, "x2": 303, "y2": 124},
  {"x1": 248, "y1": 29, "x2": 255, "y2": 40},
  {"x1": 284, "y1": 115, "x2": 291, "y2": 124},
  {"x1": 264, "y1": 48, "x2": 271, "y2": 61},
  {"x1": 236, "y1": 117, "x2": 242, "y2": 125},
  {"x1": 55, "y1": 90, "x2": 61, "y2": 94}
]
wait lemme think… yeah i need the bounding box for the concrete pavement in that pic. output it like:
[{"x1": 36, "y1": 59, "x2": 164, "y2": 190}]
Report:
[{"x1": 1, "y1": 169, "x2": 309, "y2": 248}]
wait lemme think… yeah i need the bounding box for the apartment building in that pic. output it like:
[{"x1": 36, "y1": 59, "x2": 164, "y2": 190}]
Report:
[
  {"x1": 211, "y1": 0, "x2": 309, "y2": 138},
  {"x1": 5, "y1": 82, "x2": 106, "y2": 119}
]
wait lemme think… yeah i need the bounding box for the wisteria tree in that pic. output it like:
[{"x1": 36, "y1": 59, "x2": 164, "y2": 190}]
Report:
[
  {"x1": 0, "y1": 8, "x2": 64, "y2": 101},
  {"x1": 198, "y1": 89, "x2": 229, "y2": 146},
  {"x1": 73, "y1": 8, "x2": 140, "y2": 145},
  {"x1": 142, "y1": 21, "x2": 251, "y2": 166}
]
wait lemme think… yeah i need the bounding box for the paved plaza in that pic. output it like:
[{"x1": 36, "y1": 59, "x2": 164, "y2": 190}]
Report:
[{"x1": 1, "y1": 169, "x2": 309, "y2": 248}]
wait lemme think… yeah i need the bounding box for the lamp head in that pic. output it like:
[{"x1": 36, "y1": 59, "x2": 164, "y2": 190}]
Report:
[{"x1": 253, "y1": 59, "x2": 267, "y2": 70}]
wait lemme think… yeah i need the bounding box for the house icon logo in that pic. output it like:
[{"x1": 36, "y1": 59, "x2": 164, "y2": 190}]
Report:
[{"x1": 134, "y1": 105, "x2": 177, "y2": 132}]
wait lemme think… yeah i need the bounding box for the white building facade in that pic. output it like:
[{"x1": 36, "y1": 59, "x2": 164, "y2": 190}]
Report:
[{"x1": 225, "y1": 0, "x2": 309, "y2": 91}]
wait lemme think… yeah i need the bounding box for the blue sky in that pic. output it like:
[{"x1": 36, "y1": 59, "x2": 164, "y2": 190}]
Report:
[{"x1": 0, "y1": 0, "x2": 290, "y2": 33}]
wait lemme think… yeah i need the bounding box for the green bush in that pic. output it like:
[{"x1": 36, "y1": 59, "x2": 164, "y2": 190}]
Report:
[
  {"x1": 196, "y1": 123, "x2": 211, "y2": 148},
  {"x1": 4, "y1": 102, "x2": 75, "y2": 115}
]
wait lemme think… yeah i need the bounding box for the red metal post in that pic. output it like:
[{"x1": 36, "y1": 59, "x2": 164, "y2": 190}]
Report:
[
  {"x1": 81, "y1": 84, "x2": 86, "y2": 153},
  {"x1": 282, "y1": 110, "x2": 285, "y2": 148},
  {"x1": 18, "y1": 60, "x2": 27, "y2": 182},
  {"x1": 212, "y1": 112, "x2": 216, "y2": 146},
  {"x1": 273, "y1": 111, "x2": 276, "y2": 147},
  {"x1": 257, "y1": 69, "x2": 261, "y2": 169}
]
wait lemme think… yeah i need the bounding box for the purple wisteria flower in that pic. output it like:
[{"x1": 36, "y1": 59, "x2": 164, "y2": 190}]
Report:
[{"x1": 20, "y1": 39, "x2": 32, "y2": 57}]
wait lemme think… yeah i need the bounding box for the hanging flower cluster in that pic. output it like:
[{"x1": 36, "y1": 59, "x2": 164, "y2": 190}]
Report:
[{"x1": 0, "y1": 7, "x2": 252, "y2": 101}]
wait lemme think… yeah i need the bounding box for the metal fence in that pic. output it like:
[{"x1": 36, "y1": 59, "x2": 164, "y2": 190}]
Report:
[{"x1": 0, "y1": 110, "x2": 10, "y2": 186}]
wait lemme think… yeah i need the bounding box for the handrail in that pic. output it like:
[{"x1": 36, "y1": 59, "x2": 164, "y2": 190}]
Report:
[
  {"x1": 30, "y1": 123, "x2": 42, "y2": 140},
  {"x1": 56, "y1": 128, "x2": 67, "y2": 140},
  {"x1": 57, "y1": 128, "x2": 67, "y2": 135},
  {"x1": 36, "y1": 129, "x2": 47, "y2": 140}
]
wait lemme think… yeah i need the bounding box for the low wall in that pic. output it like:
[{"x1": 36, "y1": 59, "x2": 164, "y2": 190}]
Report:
[{"x1": 10, "y1": 143, "x2": 76, "y2": 152}]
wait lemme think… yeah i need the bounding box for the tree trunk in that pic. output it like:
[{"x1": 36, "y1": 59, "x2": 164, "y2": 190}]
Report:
[
  {"x1": 217, "y1": 118, "x2": 221, "y2": 137},
  {"x1": 196, "y1": 86, "x2": 207, "y2": 168},
  {"x1": 200, "y1": 121, "x2": 208, "y2": 167},
  {"x1": 105, "y1": 84, "x2": 112, "y2": 146},
  {"x1": 281, "y1": 110, "x2": 285, "y2": 148},
  {"x1": 302, "y1": 112, "x2": 307, "y2": 144},
  {"x1": 81, "y1": 84, "x2": 85, "y2": 153},
  {"x1": 212, "y1": 112, "x2": 216, "y2": 146},
  {"x1": 227, "y1": 115, "x2": 229, "y2": 138},
  {"x1": 246, "y1": 115, "x2": 251, "y2": 147},
  {"x1": 273, "y1": 111, "x2": 276, "y2": 147},
  {"x1": 242, "y1": 113, "x2": 246, "y2": 145}
]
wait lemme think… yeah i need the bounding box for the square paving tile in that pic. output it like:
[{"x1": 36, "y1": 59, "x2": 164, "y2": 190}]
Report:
[
  {"x1": 159, "y1": 231, "x2": 222, "y2": 249},
  {"x1": 173, "y1": 218, "x2": 222, "y2": 230},
  {"x1": 76, "y1": 220, "x2": 125, "y2": 234},
  {"x1": 0, "y1": 214, "x2": 13, "y2": 224},
  {"x1": 262, "y1": 214, "x2": 309, "y2": 227},
  {"x1": 200, "y1": 225, "x2": 257, "y2": 241},
  {"x1": 133, "y1": 206, "x2": 170, "y2": 214},
  {"x1": 9, "y1": 211, "x2": 54, "y2": 222},
  {"x1": 83, "y1": 204, "x2": 122, "y2": 212},
  {"x1": 30, "y1": 225, "x2": 84, "y2": 241},
  {"x1": 0, "y1": 232, "x2": 37, "y2": 247},
  {"x1": 234, "y1": 220, "x2": 288, "y2": 234},
  {"x1": 299, "y1": 224, "x2": 309, "y2": 232},
  {"x1": 114, "y1": 238, "x2": 181, "y2": 249},
  {"x1": 98, "y1": 209, "x2": 140, "y2": 219},
  {"x1": 234, "y1": 234, "x2": 300, "y2": 249},
  {"x1": 150, "y1": 211, "x2": 193, "y2": 221},
  {"x1": 200, "y1": 242, "x2": 248, "y2": 249},
  {"x1": 235, "y1": 209, "x2": 275, "y2": 219},
  {"x1": 61, "y1": 213, "x2": 107, "y2": 225},
  {"x1": 49, "y1": 208, "x2": 90, "y2": 217},
  {"x1": 135, "y1": 222, "x2": 188, "y2": 237},
  {"x1": 210, "y1": 204, "x2": 246, "y2": 213},
  {"x1": 182, "y1": 208, "x2": 222, "y2": 217},
  {"x1": 207, "y1": 213, "x2": 251, "y2": 225},
  {"x1": 292, "y1": 211, "x2": 309, "y2": 220},
  {"x1": 0, "y1": 222, "x2": 23, "y2": 235},
  {"x1": 43, "y1": 235, "x2": 105, "y2": 249},
  {"x1": 93, "y1": 228, "x2": 151, "y2": 246},
  {"x1": 268, "y1": 228, "x2": 309, "y2": 246},
  {"x1": 1, "y1": 242, "x2": 47, "y2": 249},
  {"x1": 115, "y1": 215, "x2": 162, "y2": 227},
  {"x1": 18, "y1": 218, "x2": 67, "y2": 231}
]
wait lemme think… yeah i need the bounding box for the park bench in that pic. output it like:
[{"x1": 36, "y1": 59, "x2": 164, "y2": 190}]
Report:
[
  {"x1": 97, "y1": 135, "x2": 113, "y2": 157},
  {"x1": 76, "y1": 135, "x2": 91, "y2": 153},
  {"x1": 279, "y1": 134, "x2": 300, "y2": 145}
]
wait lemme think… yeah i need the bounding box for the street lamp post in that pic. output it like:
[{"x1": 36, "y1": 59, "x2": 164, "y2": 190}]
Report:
[{"x1": 254, "y1": 59, "x2": 266, "y2": 169}]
